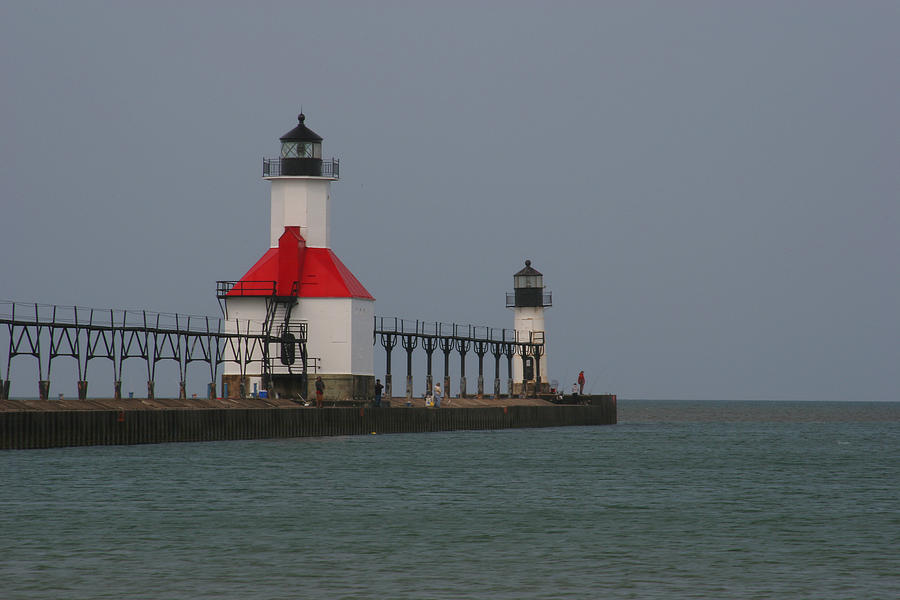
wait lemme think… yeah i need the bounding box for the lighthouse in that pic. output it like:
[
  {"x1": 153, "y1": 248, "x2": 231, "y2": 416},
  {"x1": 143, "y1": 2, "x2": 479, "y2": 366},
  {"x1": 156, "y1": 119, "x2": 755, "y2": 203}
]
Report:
[
  {"x1": 218, "y1": 113, "x2": 375, "y2": 401},
  {"x1": 507, "y1": 260, "x2": 551, "y2": 396}
]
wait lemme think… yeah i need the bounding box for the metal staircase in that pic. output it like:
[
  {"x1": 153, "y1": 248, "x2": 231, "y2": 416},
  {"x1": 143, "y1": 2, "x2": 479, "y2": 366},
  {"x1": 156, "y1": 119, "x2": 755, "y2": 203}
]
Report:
[
  {"x1": 262, "y1": 289, "x2": 301, "y2": 392},
  {"x1": 217, "y1": 280, "x2": 313, "y2": 398}
]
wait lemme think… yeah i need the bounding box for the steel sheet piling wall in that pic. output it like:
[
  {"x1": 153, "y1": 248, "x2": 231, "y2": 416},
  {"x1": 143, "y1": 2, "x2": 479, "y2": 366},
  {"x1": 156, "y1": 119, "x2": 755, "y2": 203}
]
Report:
[{"x1": 0, "y1": 401, "x2": 615, "y2": 449}]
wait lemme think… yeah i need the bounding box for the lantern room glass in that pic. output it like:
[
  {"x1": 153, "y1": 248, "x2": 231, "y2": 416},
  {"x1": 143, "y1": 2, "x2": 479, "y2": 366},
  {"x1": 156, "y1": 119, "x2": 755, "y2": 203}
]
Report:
[
  {"x1": 281, "y1": 141, "x2": 322, "y2": 159},
  {"x1": 515, "y1": 274, "x2": 542, "y2": 289}
]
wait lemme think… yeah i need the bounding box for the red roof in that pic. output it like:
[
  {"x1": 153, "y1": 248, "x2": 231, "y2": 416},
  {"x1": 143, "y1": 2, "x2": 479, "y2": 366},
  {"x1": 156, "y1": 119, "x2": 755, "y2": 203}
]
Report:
[{"x1": 228, "y1": 227, "x2": 373, "y2": 300}]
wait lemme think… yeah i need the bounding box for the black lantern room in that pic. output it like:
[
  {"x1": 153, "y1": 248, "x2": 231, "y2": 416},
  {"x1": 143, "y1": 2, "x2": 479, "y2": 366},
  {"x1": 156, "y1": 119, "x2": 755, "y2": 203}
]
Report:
[
  {"x1": 507, "y1": 260, "x2": 552, "y2": 308},
  {"x1": 278, "y1": 113, "x2": 323, "y2": 176}
]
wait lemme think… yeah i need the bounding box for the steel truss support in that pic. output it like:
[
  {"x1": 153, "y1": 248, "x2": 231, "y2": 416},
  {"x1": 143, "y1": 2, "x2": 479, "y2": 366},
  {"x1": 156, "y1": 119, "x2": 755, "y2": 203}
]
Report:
[
  {"x1": 373, "y1": 317, "x2": 544, "y2": 401},
  {"x1": 456, "y1": 337, "x2": 470, "y2": 399},
  {"x1": 439, "y1": 336, "x2": 454, "y2": 399},
  {"x1": 401, "y1": 334, "x2": 418, "y2": 401},
  {"x1": 422, "y1": 336, "x2": 437, "y2": 397},
  {"x1": 379, "y1": 331, "x2": 398, "y2": 402},
  {"x1": 0, "y1": 301, "x2": 305, "y2": 401},
  {"x1": 503, "y1": 342, "x2": 516, "y2": 399},
  {"x1": 473, "y1": 340, "x2": 488, "y2": 399},
  {"x1": 518, "y1": 343, "x2": 532, "y2": 399},
  {"x1": 490, "y1": 342, "x2": 503, "y2": 399}
]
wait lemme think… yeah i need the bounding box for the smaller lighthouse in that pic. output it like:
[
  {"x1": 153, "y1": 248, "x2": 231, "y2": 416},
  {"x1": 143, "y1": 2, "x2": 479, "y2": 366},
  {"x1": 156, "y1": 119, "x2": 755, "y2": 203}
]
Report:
[{"x1": 507, "y1": 260, "x2": 552, "y2": 396}]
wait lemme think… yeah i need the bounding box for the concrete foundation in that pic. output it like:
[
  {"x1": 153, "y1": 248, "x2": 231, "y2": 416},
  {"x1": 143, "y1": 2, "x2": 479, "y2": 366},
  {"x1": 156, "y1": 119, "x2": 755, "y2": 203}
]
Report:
[
  {"x1": 512, "y1": 381, "x2": 550, "y2": 396},
  {"x1": 308, "y1": 374, "x2": 374, "y2": 403},
  {"x1": 222, "y1": 375, "x2": 248, "y2": 399},
  {"x1": 222, "y1": 373, "x2": 374, "y2": 403}
]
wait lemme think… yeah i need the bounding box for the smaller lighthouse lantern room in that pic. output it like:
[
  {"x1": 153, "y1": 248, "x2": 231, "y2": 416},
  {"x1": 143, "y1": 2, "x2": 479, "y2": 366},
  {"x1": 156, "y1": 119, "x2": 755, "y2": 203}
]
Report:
[
  {"x1": 277, "y1": 113, "x2": 323, "y2": 176},
  {"x1": 507, "y1": 259, "x2": 552, "y2": 396}
]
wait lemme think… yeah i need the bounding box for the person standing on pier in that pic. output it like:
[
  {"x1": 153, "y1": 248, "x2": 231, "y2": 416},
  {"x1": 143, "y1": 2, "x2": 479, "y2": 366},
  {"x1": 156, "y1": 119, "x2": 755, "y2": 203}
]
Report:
[
  {"x1": 578, "y1": 371, "x2": 585, "y2": 395},
  {"x1": 374, "y1": 378, "x2": 383, "y2": 408},
  {"x1": 433, "y1": 383, "x2": 442, "y2": 408},
  {"x1": 315, "y1": 376, "x2": 325, "y2": 408}
]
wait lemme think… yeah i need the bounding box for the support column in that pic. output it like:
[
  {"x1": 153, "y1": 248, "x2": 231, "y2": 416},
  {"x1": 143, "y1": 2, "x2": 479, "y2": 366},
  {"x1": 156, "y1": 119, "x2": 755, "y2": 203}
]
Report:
[
  {"x1": 208, "y1": 382, "x2": 217, "y2": 399},
  {"x1": 402, "y1": 335, "x2": 417, "y2": 402},
  {"x1": 456, "y1": 339, "x2": 470, "y2": 399},
  {"x1": 147, "y1": 381, "x2": 155, "y2": 399},
  {"x1": 179, "y1": 381, "x2": 187, "y2": 400},
  {"x1": 77, "y1": 380, "x2": 88, "y2": 400},
  {"x1": 474, "y1": 341, "x2": 487, "y2": 399},
  {"x1": 0, "y1": 380, "x2": 9, "y2": 400},
  {"x1": 114, "y1": 380, "x2": 122, "y2": 400},
  {"x1": 491, "y1": 342, "x2": 503, "y2": 399},
  {"x1": 520, "y1": 348, "x2": 529, "y2": 399},
  {"x1": 439, "y1": 337, "x2": 453, "y2": 399},
  {"x1": 380, "y1": 333, "x2": 397, "y2": 402},
  {"x1": 504, "y1": 343, "x2": 515, "y2": 399},
  {"x1": 423, "y1": 336, "x2": 436, "y2": 398},
  {"x1": 39, "y1": 380, "x2": 50, "y2": 400}
]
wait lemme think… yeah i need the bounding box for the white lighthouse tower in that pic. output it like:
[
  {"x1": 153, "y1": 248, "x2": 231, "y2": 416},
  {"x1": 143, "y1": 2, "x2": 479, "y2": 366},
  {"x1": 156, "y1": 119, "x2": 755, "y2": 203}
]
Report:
[
  {"x1": 219, "y1": 113, "x2": 374, "y2": 401},
  {"x1": 507, "y1": 259, "x2": 551, "y2": 396}
]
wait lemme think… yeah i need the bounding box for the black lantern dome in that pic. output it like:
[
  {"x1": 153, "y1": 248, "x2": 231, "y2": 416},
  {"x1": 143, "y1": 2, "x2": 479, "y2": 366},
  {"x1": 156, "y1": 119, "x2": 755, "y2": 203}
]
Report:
[
  {"x1": 507, "y1": 260, "x2": 552, "y2": 308},
  {"x1": 278, "y1": 113, "x2": 323, "y2": 176}
]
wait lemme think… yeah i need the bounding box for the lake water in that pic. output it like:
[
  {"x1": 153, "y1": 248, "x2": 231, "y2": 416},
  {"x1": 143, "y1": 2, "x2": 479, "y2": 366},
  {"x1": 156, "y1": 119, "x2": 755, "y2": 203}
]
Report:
[{"x1": 1, "y1": 400, "x2": 898, "y2": 599}]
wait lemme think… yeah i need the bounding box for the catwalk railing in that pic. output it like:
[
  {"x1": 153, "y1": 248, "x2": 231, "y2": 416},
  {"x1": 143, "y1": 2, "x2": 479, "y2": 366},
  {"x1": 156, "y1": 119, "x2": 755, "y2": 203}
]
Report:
[
  {"x1": 0, "y1": 301, "x2": 308, "y2": 401},
  {"x1": 374, "y1": 317, "x2": 546, "y2": 402}
]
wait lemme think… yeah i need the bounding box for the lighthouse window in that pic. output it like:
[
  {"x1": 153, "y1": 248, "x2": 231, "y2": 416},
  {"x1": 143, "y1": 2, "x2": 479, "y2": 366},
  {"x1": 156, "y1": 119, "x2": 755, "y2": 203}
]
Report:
[
  {"x1": 280, "y1": 141, "x2": 322, "y2": 159},
  {"x1": 515, "y1": 275, "x2": 542, "y2": 288}
]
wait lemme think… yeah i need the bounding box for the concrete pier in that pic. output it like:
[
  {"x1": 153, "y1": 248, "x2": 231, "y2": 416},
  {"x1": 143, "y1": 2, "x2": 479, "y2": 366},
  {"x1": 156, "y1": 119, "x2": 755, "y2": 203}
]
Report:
[{"x1": 0, "y1": 395, "x2": 616, "y2": 450}]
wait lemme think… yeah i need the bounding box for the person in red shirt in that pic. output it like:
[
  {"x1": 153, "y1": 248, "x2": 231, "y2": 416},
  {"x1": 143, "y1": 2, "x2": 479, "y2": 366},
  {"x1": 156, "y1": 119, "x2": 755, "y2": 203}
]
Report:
[
  {"x1": 578, "y1": 371, "x2": 586, "y2": 395},
  {"x1": 315, "y1": 376, "x2": 325, "y2": 408}
]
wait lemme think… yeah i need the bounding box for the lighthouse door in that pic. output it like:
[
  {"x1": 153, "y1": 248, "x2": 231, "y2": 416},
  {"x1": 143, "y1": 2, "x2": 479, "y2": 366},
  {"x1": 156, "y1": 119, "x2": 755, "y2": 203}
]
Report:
[{"x1": 524, "y1": 356, "x2": 534, "y2": 381}]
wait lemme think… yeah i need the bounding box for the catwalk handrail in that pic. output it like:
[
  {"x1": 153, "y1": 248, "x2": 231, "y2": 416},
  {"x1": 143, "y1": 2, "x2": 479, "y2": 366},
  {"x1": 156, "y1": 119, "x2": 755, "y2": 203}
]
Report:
[
  {"x1": 373, "y1": 316, "x2": 544, "y2": 346},
  {"x1": 0, "y1": 301, "x2": 306, "y2": 340}
]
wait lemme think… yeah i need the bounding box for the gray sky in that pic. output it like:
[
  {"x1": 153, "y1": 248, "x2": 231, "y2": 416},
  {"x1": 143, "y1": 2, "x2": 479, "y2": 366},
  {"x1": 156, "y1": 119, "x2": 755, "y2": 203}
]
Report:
[{"x1": 1, "y1": 1, "x2": 897, "y2": 400}]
